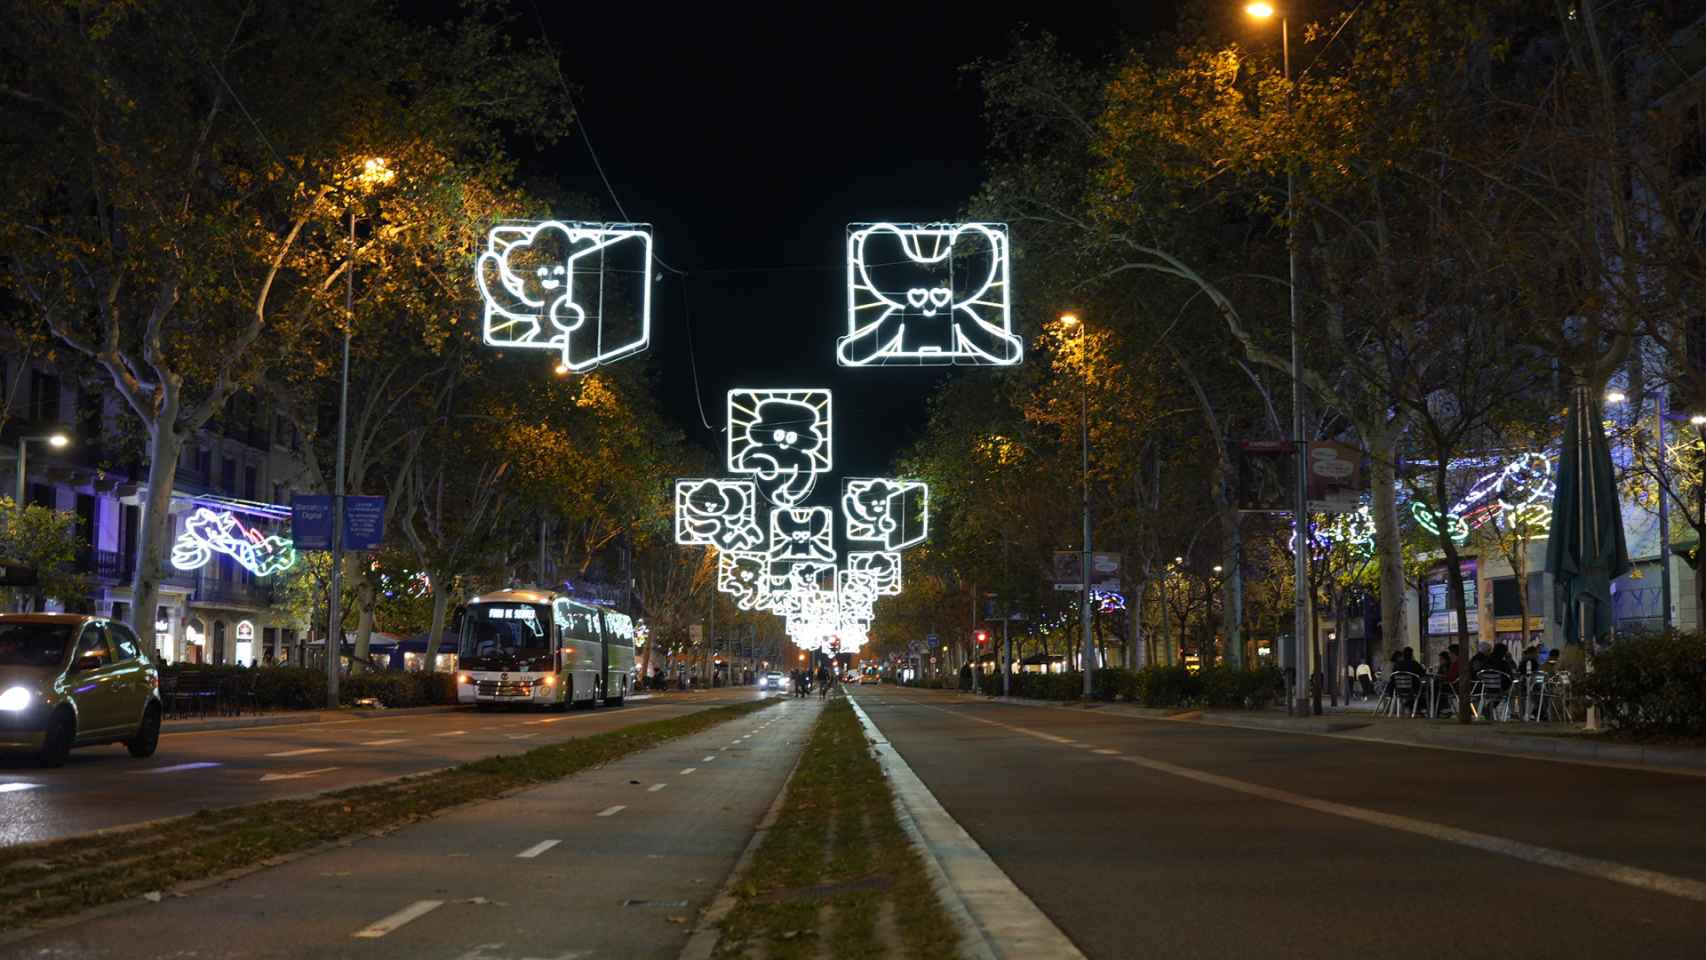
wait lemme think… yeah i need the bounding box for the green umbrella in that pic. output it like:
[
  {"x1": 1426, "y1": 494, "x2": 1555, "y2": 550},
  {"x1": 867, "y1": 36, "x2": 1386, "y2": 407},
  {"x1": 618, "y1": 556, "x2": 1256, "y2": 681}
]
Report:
[{"x1": 1545, "y1": 385, "x2": 1631, "y2": 647}]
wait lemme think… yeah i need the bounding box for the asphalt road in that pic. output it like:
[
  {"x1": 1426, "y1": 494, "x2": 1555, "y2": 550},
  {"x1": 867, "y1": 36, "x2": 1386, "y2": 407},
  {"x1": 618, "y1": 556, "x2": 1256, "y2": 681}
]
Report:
[
  {"x1": 0, "y1": 689, "x2": 778, "y2": 846},
  {"x1": 1, "y1": 694, "x2": 823, "y2": 960},
  {"x1": 849, "y1": 685, "x2": 1706, "y2": 959}
]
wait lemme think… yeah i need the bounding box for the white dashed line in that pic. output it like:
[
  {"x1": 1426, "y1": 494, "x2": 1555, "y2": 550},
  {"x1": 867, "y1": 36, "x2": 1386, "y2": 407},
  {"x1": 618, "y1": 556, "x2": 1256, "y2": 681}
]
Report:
[
  {"x1": 365, "y1": 739, "x2": 407, "y2": 747},
  {"x1": 596, "y1": 805, "x2": 626, "y2": 817},
  {"x1": 1092, "y1": 748, "x2": 1121, "y2": 756},
  {"x1": 648, "y1": 783, "x2": 667, "y2": 792},
  {"x1": 434, "y1": 730, "x2": 467, "y2": 737},
  {"x1": 680, "y1": 767, "x2": 697, "y2": 775},
  {"x1": 352, "y1": 900, "x2": 444, "y2": 939},
  {"x1": 507, "y1": 733, "x2": 538, "y2": 741},
  {"x1": 701, "y1": 755, "x2": 716, "y2": 762},
  {"x1": 134, "y1": 762, "x2": 221, "y2": 775},
  {"x1": 516, "y1": 839, "x2": 561, "y2": 859},
  {"x1": 266, "y1": 747, "x2": 334, "y2": 758}
]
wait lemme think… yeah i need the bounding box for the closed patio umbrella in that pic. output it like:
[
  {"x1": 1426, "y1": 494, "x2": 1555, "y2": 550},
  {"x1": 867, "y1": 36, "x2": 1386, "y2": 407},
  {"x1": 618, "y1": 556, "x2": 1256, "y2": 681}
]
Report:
[{"x1": 1544, "y1": 385, "x2": 1631, "y2": 657}]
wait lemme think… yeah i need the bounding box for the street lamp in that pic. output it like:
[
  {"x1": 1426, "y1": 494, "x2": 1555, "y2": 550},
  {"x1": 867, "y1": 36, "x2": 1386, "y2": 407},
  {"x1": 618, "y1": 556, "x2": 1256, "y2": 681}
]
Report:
[
  {"x1": 1060, "y1": 313, "x2": 1094, "y2": 699},
  {"x1": 326, "y1": 155, "x2": 392, "y2": 708},
  {"x1": 1245, "y1": 2, "x2": 1310, "y2": 715},
  {"x1": 13, "y1": 432, "x2": 71, "y2": 506}
]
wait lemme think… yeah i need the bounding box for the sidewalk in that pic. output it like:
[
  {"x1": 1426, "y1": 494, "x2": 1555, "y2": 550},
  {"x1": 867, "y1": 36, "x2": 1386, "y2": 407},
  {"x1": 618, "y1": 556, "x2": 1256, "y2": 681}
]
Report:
[{"x1": 918, "y1": 687, "x2": 1706, "y2": 776}]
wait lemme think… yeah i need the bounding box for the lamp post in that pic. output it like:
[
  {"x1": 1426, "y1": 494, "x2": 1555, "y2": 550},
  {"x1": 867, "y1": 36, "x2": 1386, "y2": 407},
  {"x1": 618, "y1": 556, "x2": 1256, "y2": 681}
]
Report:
[
  {"x1": 1246, "y1": 2, "x2": 1311, "y2": 715},
  {"x1": 13, "y1": 432, "x2": 70, "y2": 507},
  {"x1": 1060, "y1": 314, "x2": 1094, "y2": 698},
  {"x1": 326, "y1": 156, "x2": 393, "y2": 709}
]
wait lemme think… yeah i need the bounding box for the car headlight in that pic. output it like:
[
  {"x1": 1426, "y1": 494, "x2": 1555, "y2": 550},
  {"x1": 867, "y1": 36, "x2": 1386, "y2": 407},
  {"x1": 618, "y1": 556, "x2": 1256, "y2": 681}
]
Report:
[{"x1": 0, "y1": 686, "x2": 32, "y2": 712}]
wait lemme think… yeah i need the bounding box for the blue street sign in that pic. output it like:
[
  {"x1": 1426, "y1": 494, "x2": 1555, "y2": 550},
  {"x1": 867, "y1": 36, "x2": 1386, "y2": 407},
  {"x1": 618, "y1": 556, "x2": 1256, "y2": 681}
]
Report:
[
  {"x1": 343, "y1": 495, "x2": 386, "y2": 551},
  {"x1": 291, "y1": 495, "x2": 333, "y2": 551}
]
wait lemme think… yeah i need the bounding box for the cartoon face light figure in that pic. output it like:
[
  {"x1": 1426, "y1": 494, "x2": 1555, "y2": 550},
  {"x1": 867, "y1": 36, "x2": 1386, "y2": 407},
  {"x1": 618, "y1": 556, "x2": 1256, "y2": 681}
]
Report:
[
  {"x1": 727, "y1": 390, "x2": 832, "y2": 505},
  {"x1": 674, "y1": 479, "x2": 765, "y2": 551},
  {"x1": 840, "y1": 223, "x2": 1020, "y2": 367},
  {"x1": 842, "y1": 478, "x2": 929, "y2": 550},
  {"x1": 717, "y1": 552, "x2": 770, "y2": 611},
  {"x1": 475, "y1": 220, "x2": 653, "y2": 373}
]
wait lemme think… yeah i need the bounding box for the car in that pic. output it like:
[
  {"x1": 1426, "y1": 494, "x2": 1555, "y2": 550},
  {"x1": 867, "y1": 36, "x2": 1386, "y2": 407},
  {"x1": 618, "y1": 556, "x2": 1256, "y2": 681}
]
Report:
[
  {"x1": 762, "y1": 671, "x2": 785, "y2": 690},
  {"x1": 0, "y1": 614, "x2": 162, "y2": 767},
  {"x1": 859, "y1": 671, "x2": 881, "y2": 685}
]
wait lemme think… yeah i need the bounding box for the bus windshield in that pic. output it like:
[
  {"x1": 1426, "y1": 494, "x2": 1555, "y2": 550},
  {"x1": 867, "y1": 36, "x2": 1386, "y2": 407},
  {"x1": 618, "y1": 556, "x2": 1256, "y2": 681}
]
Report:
[{"x1": 458, "y1": 602, "x2": 553, "y2": 669}]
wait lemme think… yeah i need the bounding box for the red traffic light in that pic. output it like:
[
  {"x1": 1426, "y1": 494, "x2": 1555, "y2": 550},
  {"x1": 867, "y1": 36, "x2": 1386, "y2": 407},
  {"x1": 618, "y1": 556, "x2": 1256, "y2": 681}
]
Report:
[{"x1": 975, "y1": 630, "x2": 990, "y2": 645}]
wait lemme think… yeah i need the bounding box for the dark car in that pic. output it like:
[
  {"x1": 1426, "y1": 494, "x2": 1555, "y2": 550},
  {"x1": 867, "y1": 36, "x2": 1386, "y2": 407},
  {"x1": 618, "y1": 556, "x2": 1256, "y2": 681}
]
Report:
[{"x1": 0, "y1": 614, "x2": 162, "y2": 766}]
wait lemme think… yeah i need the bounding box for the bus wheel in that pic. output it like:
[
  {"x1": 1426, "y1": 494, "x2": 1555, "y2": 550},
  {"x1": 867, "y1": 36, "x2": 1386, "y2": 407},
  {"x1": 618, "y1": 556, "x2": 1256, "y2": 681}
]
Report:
[{"x1": 608, "y1": 678, "x2": 626, "y2": 707}]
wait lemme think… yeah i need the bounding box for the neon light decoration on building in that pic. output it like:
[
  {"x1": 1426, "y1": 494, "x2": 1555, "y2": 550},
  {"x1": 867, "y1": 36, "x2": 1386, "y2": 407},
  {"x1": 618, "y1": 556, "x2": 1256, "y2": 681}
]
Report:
[
  {"x1": 840, "y1": 223, "x2": 1020, "y2": 367},
  {"x1": 170, "y1": 508, "x2": 298, "y2": 577},
  {"x1": 674, "y1": 479, "x2": 765, "y2": 550},
  {"x1": 475, "y1": 221, "x2": 653, "y2": 373},
  {"x1": 842, "y1": 478, "x2": 928, "y2": 550},
  {"x1": 1411, "y1": 452, "x2": 1555, "y2": 545},
  {"x1": 727, "y1": 389, "x2": 832, "y2": 505}
]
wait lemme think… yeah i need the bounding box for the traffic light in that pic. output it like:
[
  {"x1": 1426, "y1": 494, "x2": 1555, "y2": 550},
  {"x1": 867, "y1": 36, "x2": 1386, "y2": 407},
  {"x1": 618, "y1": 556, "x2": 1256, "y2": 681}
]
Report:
[{"x1": 974, "y1": 629, "x2": 990, "y2": 646}]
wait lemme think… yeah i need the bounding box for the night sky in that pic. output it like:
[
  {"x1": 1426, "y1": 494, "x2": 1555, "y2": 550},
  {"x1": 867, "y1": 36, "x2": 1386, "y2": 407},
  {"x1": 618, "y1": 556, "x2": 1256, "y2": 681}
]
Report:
[{"x1": 524, "y1": 2, "x2": 1173, "y2": 475}]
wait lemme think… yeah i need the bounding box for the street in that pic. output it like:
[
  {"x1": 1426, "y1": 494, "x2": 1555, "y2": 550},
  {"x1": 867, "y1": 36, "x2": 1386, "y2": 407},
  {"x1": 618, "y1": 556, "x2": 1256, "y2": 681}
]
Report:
[
  {"x1": 0, "y1": 689, "x2": 773, "y2": 846},
  {"x1": 848, "y1": 686, "x2": 1706, "y2": 959},
  {"x1": 0, "y1": 694, "x2": 819, "y2": 959}
]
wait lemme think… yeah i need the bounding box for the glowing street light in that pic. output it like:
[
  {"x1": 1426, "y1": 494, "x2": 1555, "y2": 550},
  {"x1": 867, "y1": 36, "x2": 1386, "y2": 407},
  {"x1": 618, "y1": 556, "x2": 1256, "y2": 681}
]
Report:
[
  {"x1": 1692, "y1": 415, "x2": 1706, "y2": 427},
  {"x1": 13, "y1": 431, "x2": 71, "y2": 505},
  {"x1": 1245, "y1": 2, "x2": 1276, "y2": 17},
  {"x1": 1605, "y1": 390, "x2": 1627, "y2": 404}
]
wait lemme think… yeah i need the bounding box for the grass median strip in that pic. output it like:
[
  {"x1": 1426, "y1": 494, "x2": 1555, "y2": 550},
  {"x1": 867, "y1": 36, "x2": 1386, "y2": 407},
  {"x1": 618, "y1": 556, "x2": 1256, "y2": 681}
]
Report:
[
  {"x1": 713, "y1": 697, "x2": 959, "y2": 960},
  {"x1": 0, "y1": 698, "x2": 780, "y2": 934}
]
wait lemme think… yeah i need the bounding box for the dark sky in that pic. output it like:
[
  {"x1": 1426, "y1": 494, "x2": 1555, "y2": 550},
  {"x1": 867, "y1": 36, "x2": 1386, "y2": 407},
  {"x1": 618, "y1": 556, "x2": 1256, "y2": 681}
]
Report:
[{"x1": 525, "y1": 2, "x2": 1173, "y2": 475}]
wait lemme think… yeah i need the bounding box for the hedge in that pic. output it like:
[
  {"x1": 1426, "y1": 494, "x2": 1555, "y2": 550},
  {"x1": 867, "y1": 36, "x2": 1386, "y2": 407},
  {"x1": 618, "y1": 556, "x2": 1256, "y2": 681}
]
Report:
[
  {"x1": 1579, "y1": 630, "x2": 1706, "y2": 738},
  {"x1": 989, "y1": 664, "x2": 1285, "y2": 709},
  {"x1": 159, "y1": 664, "x2": 458, "y2": 710}
]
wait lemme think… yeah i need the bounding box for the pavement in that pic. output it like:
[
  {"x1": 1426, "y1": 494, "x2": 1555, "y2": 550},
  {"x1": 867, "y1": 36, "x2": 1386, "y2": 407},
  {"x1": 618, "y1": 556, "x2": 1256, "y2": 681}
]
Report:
[
  {"x1": 0, "y1": 689, "x2": 773, "y2": 847},
  {"x1": 848, "y1": 685, "x2": 1706, "y2": 959},
  {"x1": 1, "y1": 694, "x2": 824, "y2": 960}
]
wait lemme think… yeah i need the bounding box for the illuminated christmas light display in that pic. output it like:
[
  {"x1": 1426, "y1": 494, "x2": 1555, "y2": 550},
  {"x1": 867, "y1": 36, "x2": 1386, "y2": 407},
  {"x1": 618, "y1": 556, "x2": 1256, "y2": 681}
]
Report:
[
  {"x1": 847, "y1": 551, "x2": 902, "y2": 595},
  {"x1": 841, "y1": 478, "x2": 929, "y2": 549},
  {"x1": 475, "y1": 220, "x2": 653, "y2": 373},
  {"x1": 718, "y1": 552, "x2": 770, "y2": 611},
  {"x1": 727, "y1": 389, "x2": 832, "y2": 505},
  {"x1": 170, "y1": 508, "x2": 298, "y2": 578},
  {"x1": 840, "y1": 222, "x2": 1020, "y2": 367},
  {"x1": 769, "y1": 507, "x2": 835, "y2": 564},
  {"x1": 674, "y1": 479, "x2": 765, "y2": 550},
  {"x1": 1411, "y1": 452, "x2": 1555, "y2": 545}
]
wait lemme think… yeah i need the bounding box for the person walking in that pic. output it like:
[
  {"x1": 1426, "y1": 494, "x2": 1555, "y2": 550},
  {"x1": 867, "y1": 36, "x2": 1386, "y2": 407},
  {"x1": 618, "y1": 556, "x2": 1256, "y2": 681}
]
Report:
[{"x1": 816, "y1": 665, "x2": 831, "y2": 700}]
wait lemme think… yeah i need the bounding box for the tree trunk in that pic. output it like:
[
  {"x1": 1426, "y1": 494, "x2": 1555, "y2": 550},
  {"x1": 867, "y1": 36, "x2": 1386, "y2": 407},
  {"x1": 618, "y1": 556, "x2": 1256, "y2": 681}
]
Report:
[
  {"x1": 1222, "y1": 536, "x2": 1244, "y2": 670},
  {"x1": 352, "y1": 564, "x2": 376, "y2": 675},
  {"x1": 422, "y1": 578, "x2": 452, "y2": 670},
  {"x1": 1129, "y1": 579, "x2": 1147, "y2": 671},
  {"x1": 130, "y1": 421, "x2": 185, "y2": 658},
  {"x1": 1369, "y1": 447, "x2": 1407, "y2": 666},
  {"x1": 1435, "y1": 463, "x2": 1475, "y2": 724}
]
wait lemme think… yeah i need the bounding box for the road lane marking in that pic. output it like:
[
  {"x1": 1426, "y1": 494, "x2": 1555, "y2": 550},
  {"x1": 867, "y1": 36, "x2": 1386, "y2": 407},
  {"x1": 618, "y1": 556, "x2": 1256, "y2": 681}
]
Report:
[
  {"x1": 596, "y1": 805, "x2": 625, "y2": 817},
  {"x1": 507, "y1": 733, "x2": 538, "y2": 741},
  {"x1": 648, "y1": 783, "x2": 667, "y2": 792},
  {"x1": 266, "y1": 747, "x2": 333, "y2": 758},
  {"x1": 1092, "y1": 748, "x2": 1121, "y2": 756},
  {"x1": 0, "y1": 783, "x2": 40, "y2": 793},
  {"x1": 680, "y1": 767, "x2": 697, "y2": 775},
  {"x1": 365, "y1": 738, "x2": 407, "y2": 746},
  {"x1": 435, "y1": 730, "x2": 467, "y2": 737},
  {"x1": 951, "y1": 705, "x2": 1706, "y2": 907},
  {"x1": 701, "y1": 755, "x2": 716, "y2": 762},
  {"x1": 352, "y1": 899, "x2": 444, "y2": 938},
  {"x1": 134, "y1": 762, "x2": 221, "y2": 775},
  {"x1": 260, "y1": 767, "x2": 340, "y2": 783},
  {"x1": 516, "y1": 839, "x2": 561, "y2": 859}
]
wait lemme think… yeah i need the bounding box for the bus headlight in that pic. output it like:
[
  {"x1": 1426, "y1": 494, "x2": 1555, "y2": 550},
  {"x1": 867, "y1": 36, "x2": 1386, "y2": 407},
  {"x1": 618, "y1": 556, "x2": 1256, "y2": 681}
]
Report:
[
  {"x1": 543, "y1": 675, "x2": 556, "y2": 687},
  {"x1": 0, "y1": 687, "x2": 32, "y2": 711},
  {"x1": 456, "y1": 674, "x2": 471, "y2": 685}
]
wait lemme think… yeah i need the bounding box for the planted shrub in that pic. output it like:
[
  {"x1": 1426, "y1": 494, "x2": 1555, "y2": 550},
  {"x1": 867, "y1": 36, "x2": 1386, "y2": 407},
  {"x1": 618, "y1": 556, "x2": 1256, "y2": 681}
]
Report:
[{"x1": 1580, "y1": 631, "x2": 1706, "y2": 738}]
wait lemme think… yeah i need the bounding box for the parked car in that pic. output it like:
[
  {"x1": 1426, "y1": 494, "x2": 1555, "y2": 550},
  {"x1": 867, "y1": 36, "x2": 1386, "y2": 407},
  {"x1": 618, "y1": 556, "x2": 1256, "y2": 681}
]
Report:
[
  {"x1": 0, "y1": 614, "x2": 162, "y2": 767},
  {"x1": 859, "y1": 670, "x2": 881, "y2": 685},
  {"x1": 762, "y1": 671, "x2": 785, "y2": 690}
]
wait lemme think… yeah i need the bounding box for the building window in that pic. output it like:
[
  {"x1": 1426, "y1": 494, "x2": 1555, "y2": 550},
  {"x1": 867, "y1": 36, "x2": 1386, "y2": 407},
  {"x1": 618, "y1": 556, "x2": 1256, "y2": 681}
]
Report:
[
  {"x1": 273, "y1": 482, "x2": 286, "y2": 505},
  {"x1": 244, "y1": 465, "x2": 257, "y2": 500},
  {"x1": 29, "y1": 370, "x2": 61, "y2": 424},
  {"x1": 194, "y1": 447, "x2": 211, "y2": 477},
  {"x1": 221, "y1": 457, "x2": 236, "y2": 494}
]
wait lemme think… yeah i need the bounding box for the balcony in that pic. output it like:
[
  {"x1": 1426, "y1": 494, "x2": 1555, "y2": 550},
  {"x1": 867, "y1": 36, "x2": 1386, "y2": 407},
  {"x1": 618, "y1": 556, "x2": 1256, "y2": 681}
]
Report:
[
  {"x1": 190, "y1": 578, "x2": 274, "y2": 609},
  {"x1": 95, "y1": 549, "x2": 128, "y2": 581}
]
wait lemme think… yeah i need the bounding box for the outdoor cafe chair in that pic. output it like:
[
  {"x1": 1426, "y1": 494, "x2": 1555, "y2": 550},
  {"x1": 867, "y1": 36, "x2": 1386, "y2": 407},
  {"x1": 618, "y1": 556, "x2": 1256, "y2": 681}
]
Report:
[
  {"x1": 1386, "y1": 673, "x2": 1422, "y2": 717},
  {"x1": 1475, "y1": 670, "x2": 1513, "y2": 722}
]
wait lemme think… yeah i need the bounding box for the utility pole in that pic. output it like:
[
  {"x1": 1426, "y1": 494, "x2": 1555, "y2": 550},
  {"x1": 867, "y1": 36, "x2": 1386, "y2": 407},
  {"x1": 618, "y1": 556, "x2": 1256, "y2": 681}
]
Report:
[{"x1": 325, "y1": 208, "x2": 355, "y2": 709}]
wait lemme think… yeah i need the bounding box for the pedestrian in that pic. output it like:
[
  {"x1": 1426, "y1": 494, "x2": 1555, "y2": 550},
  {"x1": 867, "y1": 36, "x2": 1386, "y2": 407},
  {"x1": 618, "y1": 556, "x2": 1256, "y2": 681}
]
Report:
[
  {"x1": 817, "y1": 665, "x2": 830, "y2": 699},
  {"x1": 1355, "y1": 659, "x2": 1374, "y2": 699}
]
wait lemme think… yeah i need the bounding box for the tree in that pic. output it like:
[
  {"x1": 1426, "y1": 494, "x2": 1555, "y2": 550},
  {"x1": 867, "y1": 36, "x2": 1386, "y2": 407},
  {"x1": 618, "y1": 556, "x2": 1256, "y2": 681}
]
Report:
[
  {"x1": 0, "y1": 498, "x2": 89, "y2": 612},
  {"x1": 0, "y1": 0, "x2": 568, "y2": 653}
]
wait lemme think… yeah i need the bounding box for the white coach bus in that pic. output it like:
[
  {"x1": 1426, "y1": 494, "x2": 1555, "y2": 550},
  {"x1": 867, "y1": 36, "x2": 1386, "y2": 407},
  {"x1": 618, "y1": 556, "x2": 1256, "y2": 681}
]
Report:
[{"x1": 455, "y1": 588, "x2": 635, "y2": 709}]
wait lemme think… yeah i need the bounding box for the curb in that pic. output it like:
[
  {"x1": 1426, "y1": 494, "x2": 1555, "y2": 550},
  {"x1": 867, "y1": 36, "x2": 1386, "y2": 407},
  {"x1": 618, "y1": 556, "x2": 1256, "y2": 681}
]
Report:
[{"x1": 847, "y1": 692, "x2": 1085, "y2": 960}]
